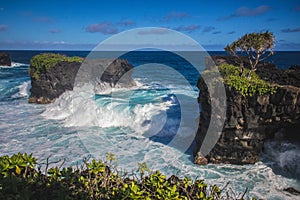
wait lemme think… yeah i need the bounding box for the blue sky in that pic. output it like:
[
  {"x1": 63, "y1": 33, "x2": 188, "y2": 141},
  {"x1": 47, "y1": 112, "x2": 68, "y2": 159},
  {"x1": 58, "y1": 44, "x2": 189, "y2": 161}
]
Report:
[{"x1": 0, "y1": 0, "x2": 300, "y2": 50}]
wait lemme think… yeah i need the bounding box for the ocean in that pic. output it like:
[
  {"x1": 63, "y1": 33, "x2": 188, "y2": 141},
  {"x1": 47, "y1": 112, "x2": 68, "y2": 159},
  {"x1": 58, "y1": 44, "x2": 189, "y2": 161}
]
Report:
[{"x1": 0, "y1": 50, "x2": 299, "y2": 199}]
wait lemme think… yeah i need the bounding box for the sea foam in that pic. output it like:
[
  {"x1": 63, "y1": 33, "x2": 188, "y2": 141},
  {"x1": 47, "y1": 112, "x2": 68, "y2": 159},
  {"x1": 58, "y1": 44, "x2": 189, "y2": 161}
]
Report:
[
  {"x1": 42, "y1": 81, "x2": 171, "y2": 134},
  {"x1": 19, "y1": 81, "x2": 31, "y2": 97},
  {"x1": 0, "y1": 62, "x2": 28, "y2": 69}
]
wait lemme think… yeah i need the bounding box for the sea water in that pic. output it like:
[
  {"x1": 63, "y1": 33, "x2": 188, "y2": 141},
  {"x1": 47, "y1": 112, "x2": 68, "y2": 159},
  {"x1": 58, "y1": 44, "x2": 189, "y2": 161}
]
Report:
[{"x1": 0, "y1": 50, "x2": 299, "y2": 199}]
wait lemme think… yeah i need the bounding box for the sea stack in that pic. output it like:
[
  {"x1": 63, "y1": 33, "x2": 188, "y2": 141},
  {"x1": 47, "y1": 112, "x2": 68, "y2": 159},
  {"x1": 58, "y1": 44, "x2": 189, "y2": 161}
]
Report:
[
  {"x1": 0, "y1": 52, "x2": 11, "y2": 66},
  {"x1": 28, "y1": 53, "x2": 135, "y2": 104}
]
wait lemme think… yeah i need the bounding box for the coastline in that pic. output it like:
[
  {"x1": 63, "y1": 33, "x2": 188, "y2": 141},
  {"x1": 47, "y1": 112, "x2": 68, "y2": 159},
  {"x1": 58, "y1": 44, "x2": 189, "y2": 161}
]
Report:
[{"x1": 0, "y1": 51, "x2": 299, "y2": 199}]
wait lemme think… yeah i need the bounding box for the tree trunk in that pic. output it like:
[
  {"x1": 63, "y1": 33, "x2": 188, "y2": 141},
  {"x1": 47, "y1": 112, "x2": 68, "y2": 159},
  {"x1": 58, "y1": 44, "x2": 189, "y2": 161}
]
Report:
[
  {"x1": 239, "y1": 62, "x2": 245, "y2": 77},
  {"x1": 247, "y1": 70, "x2": 253, "y2": 79}
]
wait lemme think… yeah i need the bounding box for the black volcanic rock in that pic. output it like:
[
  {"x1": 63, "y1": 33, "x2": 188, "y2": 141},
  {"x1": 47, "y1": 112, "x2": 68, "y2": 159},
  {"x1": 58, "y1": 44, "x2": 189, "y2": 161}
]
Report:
[
  {"x1": 29, "y1": 54, "x2": 135, "y2": 104},
  {"x1": 194, "y1": 56, "x2": 300, "y2": 165},
  {"x1": 256, "y1": 64, "x2": 300, "y2": 87},
  {"x1": 0, "y1": 52, "x2": 11, "y2": 66},
  {"x1": 76, "y1": 58, "x2": 135, "y2": 88},
  {"x1": 101, "y1": 59, "x2": 134, "y2": 85},
  {"x1": 29, "y1": 60, "x2": 81, "y2": 104}
]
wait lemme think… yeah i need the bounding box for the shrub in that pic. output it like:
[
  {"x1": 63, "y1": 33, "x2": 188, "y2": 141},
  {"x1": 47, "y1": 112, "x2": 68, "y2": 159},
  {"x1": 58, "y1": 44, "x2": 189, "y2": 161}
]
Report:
[
  {"x1": 203, "y1": 64, "x2": 277, "y2": 97},
  {"x1": 0, "y1": 153, "x2": 252, "y2": 199}
]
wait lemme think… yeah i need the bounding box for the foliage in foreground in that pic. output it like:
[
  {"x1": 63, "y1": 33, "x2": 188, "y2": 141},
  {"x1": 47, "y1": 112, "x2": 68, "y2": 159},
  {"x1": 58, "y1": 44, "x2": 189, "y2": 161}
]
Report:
[
  {"x1": 29, "y1": 53, "x2": 83, "y2": 79},
  {"x1": 0, "y1": 153, "x2": 252, "y2": 200},
  {"x1": 202, "y1": 64, "x2": 277, "y2": 97}
]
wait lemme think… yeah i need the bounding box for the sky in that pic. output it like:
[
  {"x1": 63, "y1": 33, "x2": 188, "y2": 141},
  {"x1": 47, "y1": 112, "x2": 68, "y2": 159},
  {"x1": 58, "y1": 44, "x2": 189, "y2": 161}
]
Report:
[{"x1": 0, "y1": 0, "x2": 300, "y2": 51}]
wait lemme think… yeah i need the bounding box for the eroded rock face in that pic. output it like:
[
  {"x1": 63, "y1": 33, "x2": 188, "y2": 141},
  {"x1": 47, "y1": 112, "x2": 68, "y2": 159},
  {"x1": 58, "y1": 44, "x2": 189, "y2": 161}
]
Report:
[
  {"x1": 29, "y1": 61, "x2": 80, "y2": 104},
  {"x1": 29, "y1": 58, "x2": 135, "y2": 104},
  {"x1": 0, "y1": 52, "x2": 11, "y2": 66},
  {"x1": 194, "y1": 57, "x2": 300, "y2": 165},
  {"x1": 256, "y1": 64, "x2": 300, "y2": 87}
]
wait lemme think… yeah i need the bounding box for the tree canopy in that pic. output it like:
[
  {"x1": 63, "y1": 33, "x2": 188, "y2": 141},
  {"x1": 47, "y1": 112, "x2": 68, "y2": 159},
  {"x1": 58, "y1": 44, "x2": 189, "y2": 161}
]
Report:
[{"x1": 225, "y1": 31, "x2": 275, "y2": 78}]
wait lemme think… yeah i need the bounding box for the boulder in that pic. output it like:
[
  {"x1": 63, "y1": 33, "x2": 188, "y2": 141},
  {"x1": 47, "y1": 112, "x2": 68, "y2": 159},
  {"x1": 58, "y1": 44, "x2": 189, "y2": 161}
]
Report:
[{"x1": 0, "y1": 52, "x2": 11, "y2": 66}]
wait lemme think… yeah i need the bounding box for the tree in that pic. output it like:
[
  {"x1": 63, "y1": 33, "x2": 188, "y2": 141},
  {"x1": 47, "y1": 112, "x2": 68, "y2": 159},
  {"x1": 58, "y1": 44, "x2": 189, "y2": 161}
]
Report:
[{"x1": 225, "y1": 31, "x2": 275, "y2": 78}]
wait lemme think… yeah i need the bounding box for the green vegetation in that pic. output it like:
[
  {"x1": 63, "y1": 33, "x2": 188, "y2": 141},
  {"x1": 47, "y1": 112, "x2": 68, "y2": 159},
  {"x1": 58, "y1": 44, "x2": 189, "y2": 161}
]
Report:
[
  {"x1": 203, "y1": 64, "x2": 277, "y2": 97},
  {"x1": 225, "y1": 31, "x2": 275, "y2": 78},
  {"x1": 29, "y1": 53, "x2": 83, "y2": 79},
  {"x1": 0, "y1": 153, "x2": 252, "y2": 199}
]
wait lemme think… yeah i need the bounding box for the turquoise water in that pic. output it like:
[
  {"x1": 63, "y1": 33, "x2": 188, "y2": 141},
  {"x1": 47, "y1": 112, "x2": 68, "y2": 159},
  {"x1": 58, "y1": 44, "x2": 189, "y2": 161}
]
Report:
[{"x1": 0, "y1": 51, "x2": 299, "y2": 199}]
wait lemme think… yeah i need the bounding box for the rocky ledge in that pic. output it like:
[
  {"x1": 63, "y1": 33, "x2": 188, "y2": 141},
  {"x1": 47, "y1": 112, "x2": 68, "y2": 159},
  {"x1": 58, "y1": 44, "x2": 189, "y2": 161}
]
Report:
[
  {"x1": 29, "y1": 53, "x2": 135, "y2": 104},
  {"x1": 0, "y1": 52, "x2": 11, "y2": 66},
  {"x1": 194, "y1": 56, "x2": 300, "y2": 165}
]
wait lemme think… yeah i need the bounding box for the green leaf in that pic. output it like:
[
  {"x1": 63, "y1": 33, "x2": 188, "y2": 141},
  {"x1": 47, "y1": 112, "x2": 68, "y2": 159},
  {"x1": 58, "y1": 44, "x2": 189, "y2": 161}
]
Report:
[{"x1": 15, "y1": 165, "x2": 21, "y2": 175}]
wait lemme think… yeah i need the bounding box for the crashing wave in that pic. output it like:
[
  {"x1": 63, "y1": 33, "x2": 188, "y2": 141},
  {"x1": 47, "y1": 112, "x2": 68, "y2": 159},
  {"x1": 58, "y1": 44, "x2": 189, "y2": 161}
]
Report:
[
  {"x1": 42, "y1": 81, "x2": 172, "y2": 134},
  {"x1": 0, "y1": 62, "x2": 28, "y2": 68},
  {"x1": 10, "y1": 81, "x2": 31, "y2": 99}
]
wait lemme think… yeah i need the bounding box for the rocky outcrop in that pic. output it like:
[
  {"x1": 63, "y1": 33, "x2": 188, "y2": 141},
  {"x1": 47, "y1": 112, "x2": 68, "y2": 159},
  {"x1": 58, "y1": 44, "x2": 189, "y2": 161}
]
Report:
[
  {"x1": 0, "y1": 52, "x2": 11, "y2": 66},
  {"x1": 29, "y1": 54, "x2": 135, "y2": 104},
  {"x1": 100, "y1": 59, "x2": 135, "y2": 86},
  {"x1": 29, "y1": 60, "x2": 81, "y2": 104},
  {"x1": 75, "y1": 58, "x2": 135, "y2": 89},
  {"x1": 256, "y1": 64, "x2": 300, "y2": 87},
  {"x1": 194, "y1": 57, "x2": 300, "y2": 165}
]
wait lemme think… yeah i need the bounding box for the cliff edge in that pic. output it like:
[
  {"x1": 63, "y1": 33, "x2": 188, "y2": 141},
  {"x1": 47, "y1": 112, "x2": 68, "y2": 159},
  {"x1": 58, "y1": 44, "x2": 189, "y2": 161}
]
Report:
[{"x1": 194, "y1": 56, "x2": 300, "y2": 165}]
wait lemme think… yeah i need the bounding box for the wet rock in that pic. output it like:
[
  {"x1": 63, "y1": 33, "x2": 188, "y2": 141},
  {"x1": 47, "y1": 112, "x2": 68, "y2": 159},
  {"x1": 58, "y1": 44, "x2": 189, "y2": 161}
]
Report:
[
  {"x1": 194, "y1": 153, "x2": 208, "y2": 165},
  {"x1": 29, "y1": 54, "x2": 135, "y2": 104},
  {"x1": 0, "y1": 52, "x2": 11, "y2": 66},
  {"x1": 283, "y1": 187, "x2": 300, "y2": 195},
  {"x1": 29, "y1": 60, "x2": 81, "y2": 104}
]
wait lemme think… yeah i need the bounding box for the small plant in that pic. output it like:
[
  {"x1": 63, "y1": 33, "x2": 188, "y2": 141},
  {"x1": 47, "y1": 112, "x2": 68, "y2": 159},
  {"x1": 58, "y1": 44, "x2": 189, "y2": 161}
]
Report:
[
  {"x1": 0, "y1": 152, "x2": 36, "y2": 178},
  {"x1": 219, "y1": 64, "x2": 277, "y2": 96},
  {"x1": 137, "y1": 162, "x2": 150, "y2": 180},
  {"x1": 202, "y1": 64, "x2": 277, "y2": 97}
]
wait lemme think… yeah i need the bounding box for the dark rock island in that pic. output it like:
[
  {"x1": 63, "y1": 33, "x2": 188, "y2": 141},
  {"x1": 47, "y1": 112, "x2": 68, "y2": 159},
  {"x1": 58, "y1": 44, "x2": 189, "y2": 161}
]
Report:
[
  {"x1": 0, "y1": 52, "x2": 11, "y2": 66},
  {"x1": 194, "y1": 56, "x2": 300, "y2": 165},
  {"x1": 29, "y1": 53, "x2": 135, "y2": 104}
]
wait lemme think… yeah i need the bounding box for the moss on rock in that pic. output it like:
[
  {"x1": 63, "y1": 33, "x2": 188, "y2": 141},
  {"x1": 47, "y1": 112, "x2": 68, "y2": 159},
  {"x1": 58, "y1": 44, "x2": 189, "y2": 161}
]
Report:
[{"x1": 29, "y1": 53, "x2": 83, "y2": 79}]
